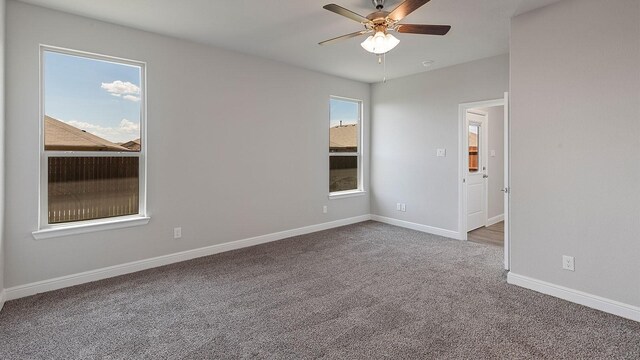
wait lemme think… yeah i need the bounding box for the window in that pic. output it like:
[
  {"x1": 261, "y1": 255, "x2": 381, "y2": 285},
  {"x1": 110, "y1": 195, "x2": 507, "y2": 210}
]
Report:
[
  {"x1": 468, "y1": 124, "x2": 479, "y2": 173},
  {"x1": 329, "y1": 96, "x2": 362, "y2": 195},
  {"x1": 38, "y1": 47, "x2": 146, "y2": 232}
]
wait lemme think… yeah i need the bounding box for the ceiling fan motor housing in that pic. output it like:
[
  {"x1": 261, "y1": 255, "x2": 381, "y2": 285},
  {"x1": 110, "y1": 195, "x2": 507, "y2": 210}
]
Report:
[{"x1": 372, "y1": 0, "x2": 385, "y2": 10}]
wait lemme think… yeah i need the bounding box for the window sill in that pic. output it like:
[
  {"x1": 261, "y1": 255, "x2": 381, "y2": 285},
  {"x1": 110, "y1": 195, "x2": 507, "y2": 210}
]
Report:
[
  {"x1": 32, "y1": 215, "x2": 151, "y2": 240},
  {"x1": 329, "y1": 190, "x2": 366, "y2": 200}
]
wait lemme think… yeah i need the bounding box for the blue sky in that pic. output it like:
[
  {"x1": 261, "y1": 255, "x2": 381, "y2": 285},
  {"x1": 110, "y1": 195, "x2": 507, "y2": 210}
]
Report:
[
  {"x1": 44, "y1": 50, "x2": 142, "y2": 143},
  {"x1": 330, "y1": 98, "x2": 360, "y2": 127}
]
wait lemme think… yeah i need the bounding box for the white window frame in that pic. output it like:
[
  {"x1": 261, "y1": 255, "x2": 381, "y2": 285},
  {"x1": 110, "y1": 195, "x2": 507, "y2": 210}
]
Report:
[
  {"x1": 33, "y1": 45, "x2": 149, "y2": 240},
  {"x1": 329, "y1": 95, "x2": 365, "y2": 199}
]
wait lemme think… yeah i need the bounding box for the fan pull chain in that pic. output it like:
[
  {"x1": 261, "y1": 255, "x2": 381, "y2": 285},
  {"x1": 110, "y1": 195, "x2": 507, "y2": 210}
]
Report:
[
  {"x1": 383, "y1": 53, "x2": 387, "y2": 83},
  {"x1": 376, "y1": 54, "x2": 387, "y2": 83}
]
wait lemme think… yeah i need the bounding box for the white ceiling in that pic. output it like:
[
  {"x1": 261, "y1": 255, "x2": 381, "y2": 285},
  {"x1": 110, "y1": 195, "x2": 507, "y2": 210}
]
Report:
[{"x1": 18, "y1": 0, "x2": 562, "y2": 83}]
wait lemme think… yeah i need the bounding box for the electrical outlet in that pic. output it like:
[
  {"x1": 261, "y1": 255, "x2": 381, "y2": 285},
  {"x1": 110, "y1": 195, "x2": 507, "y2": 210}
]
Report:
[
  {"x1": 562, "y1": 255, "x2": 575, "y2": 271},
  {"x1": 323, "y1": 205, "x2": 328, "y2": 214},
  {"x1": 396, "y1": 203, "x2": 401, "y2": 211},
  {"x1": 401, "y1": 203, "x2": 406, "y2": 212},
  {"x1": 174, "y1": 227, "x2": 182, "y2": 239}
]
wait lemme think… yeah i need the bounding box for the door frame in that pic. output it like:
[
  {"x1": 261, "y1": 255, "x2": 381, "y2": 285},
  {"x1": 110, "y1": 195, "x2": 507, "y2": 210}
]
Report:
[{"x1": 458, "y1": 94, "x2": 510, "y2": 270}]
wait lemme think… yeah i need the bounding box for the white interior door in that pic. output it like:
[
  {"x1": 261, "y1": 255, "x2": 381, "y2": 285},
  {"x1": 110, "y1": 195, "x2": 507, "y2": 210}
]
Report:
[{"x1": 466, "y1": 111, "x2": 487, "y2": 231}]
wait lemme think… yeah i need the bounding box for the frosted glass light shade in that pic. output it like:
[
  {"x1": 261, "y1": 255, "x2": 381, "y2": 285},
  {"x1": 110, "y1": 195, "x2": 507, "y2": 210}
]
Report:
[{"x1": 360, "y1": 31, "x2": 400, "y2": 54}]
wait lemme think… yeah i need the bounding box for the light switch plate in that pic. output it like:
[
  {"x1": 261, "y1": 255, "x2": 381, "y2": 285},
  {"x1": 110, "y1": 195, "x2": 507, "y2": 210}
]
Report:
[
  {"x1": 490, "y1": 150, "x2": 496, "y2": 157},
  {"x1": 437, "y1": 148, "x2": 446, "y2": 157}
]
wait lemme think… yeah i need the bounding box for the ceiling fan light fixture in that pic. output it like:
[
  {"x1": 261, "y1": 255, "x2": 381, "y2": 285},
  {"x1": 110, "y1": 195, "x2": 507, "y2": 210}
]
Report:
[{"x1": 360, "y1": 31, "x2": 400, "y2": 55}]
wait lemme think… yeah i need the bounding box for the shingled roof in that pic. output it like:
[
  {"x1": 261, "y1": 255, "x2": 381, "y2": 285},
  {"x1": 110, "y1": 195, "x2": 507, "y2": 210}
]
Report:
[
  {"x1": 45, "y1": 115, "x2": 131, "y2": 151},
  {"x1": 469, "y1": 131, "x2": 478, "y2": 147},
  {"x1": 120, "y1": 138, "x2": 141, "y2": 151},
  {"x1": 330, "y1": 124, "x2": 358, "y2": 150}
]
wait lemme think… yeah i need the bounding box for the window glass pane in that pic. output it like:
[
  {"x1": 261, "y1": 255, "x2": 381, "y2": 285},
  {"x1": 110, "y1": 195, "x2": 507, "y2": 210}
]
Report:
[
  {"x1": 48, "y1": 157, "x2": 139, "y2": 224},
  {"x1": 468, "y1": 124, "x2": 479, "y2": 173},
  {"x1": 43, "y1": 51, "x2": 142, "y2": 152},
  {"x1": 330, "y1": 98, "x2": 359, "y2": 153},
  {"x1": 330, "y1": 156, "x2": 358, "y2": 192}
]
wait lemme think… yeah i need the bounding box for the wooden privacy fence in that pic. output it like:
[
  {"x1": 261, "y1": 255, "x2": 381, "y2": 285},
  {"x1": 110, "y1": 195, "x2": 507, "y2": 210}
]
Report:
[
  {"x1": 48, "y1": 157, "x2": 139, "y2": 224},
  {"x1": 329, "y1": 156, "x2": 358, "y2": 192},
  {"x1": 329, "y1": 155, "x2": 357, "y2": 169},
  {"x1": 469, "y1": 146, "x2": 479, "y2": 171}
]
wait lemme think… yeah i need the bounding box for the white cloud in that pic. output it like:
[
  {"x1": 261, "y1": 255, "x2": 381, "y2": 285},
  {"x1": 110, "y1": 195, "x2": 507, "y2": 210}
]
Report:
[
  {"x1": 101, "y1": 80, "x2": 140, "y2": 102},
  {"x1": 64, "y1": 118, "x2": 140, "y2": 144},
  {"x1": 123, "y1": 95, "x2": 140, "y2": 102}
]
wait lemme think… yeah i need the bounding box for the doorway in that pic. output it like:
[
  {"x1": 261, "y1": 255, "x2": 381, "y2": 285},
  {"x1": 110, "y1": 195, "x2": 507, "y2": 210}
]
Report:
[{"x1": 459, "y1": 94, "x2": 510, "y2": 270}]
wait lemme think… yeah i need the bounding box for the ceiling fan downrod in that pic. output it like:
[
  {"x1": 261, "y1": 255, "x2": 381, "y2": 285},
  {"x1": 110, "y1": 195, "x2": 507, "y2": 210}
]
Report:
[{"x1": 372, "y1": 0, "x2": 384, "y2": 10}]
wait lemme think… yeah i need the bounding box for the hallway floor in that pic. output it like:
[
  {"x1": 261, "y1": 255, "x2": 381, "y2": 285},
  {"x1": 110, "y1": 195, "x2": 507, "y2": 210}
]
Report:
[{"x1": 468, "y1": 221, "x2": 504, "y2": 247}]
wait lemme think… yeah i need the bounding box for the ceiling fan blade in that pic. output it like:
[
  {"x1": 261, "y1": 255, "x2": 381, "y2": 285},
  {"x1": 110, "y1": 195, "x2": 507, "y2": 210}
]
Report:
[
  {"x1": 323, "y1": 4, "x2": 370, "y2": 24},
  {"x1": 319, "y1": 30, "x2": 372, "y2": 45},
  {"x1": 388, "y1": 0, "x2": 431, "y2": 22},
  {"x1": 396, "y1": 24, "x2": 451, "y2": 35}
]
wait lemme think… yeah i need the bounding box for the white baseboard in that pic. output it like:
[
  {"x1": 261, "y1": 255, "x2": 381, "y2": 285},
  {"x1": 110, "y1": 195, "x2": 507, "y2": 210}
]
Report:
[
  {"x1": 371, "y1": 215, "x2": 462, "y2": 240},
  {"x1": 487, "y1": 214, "x2": 504, "y2": 226},
  {"x1": 4, "y1": 215, "x2": 372, "y2": 301},
  {"x1": 507, "y1": 272, "x2": 640, "y2": 322},
  {"x1": 0, "y1": 289, "x2": 5, "y2": 312}
]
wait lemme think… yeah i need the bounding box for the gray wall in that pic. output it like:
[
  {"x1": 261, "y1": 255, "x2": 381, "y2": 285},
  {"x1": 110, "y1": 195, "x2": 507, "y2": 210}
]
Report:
[
  {"x1": 510, "y1": 0, "x2": 640, "y2": 306},
  {"x1": 478, "y1": 106, "x2": 504, "y2": 220},
  {"x1": 371, "y1": 55, "x2": 509, "y2": 234},
  {"x1": 4, "y1": 1, "x2": 370, "y2": 288},
  {"x1": 0, "y1": 0, "x2": 5, "y2": 298}
]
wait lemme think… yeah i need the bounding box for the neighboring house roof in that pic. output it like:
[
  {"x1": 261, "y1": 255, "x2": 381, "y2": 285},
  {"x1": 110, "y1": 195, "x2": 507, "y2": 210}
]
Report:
[
  {"x1": 45, "y1": 115, "x2": 131, "y2": 151},
  {"x1": 468, "y1": 132, "x2": 478, "y2": 147},
  {"x1": 120, "y1": 138, "x2": 141, "y2": 151},
  {"x1": 330, "y1": 124, "x2": 357, "y2": 149}
]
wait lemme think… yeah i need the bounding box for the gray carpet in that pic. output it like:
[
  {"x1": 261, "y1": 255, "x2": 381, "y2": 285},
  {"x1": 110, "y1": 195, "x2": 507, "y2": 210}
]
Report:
[{"x1": 1, "y1": 221, "x2": 639, "y2": 359}]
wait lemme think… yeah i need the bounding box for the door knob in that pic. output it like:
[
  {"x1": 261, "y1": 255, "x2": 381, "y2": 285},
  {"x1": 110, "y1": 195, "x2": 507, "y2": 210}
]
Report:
[{"x1": 483, "y1": 174, "x2": 488, "y2": 178}]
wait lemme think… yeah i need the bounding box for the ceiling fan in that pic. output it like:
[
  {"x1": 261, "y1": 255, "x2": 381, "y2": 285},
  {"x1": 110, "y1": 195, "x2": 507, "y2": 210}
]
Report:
[{"x1": 319, "y1": 0, "x2": 451, "y2": 55}]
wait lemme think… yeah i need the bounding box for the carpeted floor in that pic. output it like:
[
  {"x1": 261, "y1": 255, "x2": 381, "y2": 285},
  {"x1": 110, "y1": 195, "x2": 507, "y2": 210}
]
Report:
[{"x1": 1, "y1": 221, "x2": 639, "y2": 359}]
